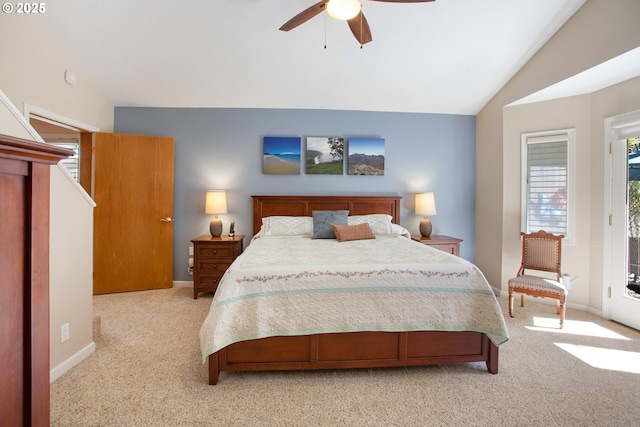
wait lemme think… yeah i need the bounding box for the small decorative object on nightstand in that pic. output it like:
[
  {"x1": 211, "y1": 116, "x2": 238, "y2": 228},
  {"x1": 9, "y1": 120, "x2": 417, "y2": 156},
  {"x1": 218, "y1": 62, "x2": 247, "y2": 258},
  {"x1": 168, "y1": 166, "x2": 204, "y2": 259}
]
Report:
[
  {"x1": 415, "y1": 192, "x2": 437, "y2": 238},
  {"x1": 411, "y1": 235, "x2": 462, "y2": 256},
  {"x1": 229, "y1": 221, "x2": 235, "y2": 238},
  {"x1": 191, "y1": 235, "x2": 244, "y2": 299}
]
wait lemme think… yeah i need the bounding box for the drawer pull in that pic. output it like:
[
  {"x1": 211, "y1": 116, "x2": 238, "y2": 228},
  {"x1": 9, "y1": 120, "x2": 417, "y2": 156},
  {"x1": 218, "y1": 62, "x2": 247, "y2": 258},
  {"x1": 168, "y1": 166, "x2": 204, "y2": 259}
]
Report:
[
  {"x1": 213, "y1": 250, "x2": 217, "y2": 254},
  {"x1": 213, "y1": 264, "x2": 218, "y2": 269}
]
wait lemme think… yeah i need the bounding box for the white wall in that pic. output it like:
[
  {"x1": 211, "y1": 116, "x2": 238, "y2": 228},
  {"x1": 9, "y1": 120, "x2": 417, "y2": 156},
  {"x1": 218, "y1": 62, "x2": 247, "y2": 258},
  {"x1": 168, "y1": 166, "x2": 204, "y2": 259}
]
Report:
[
  {"x1": 503, "y1": 95, "x2": 592, "y2": 309},
  {"x1": 0, "y1": 17, "x2": 113, "y2": 379},
  {"x1": 49, "y1": 166, "x2": 96, "y2": 380},
  {"x1": 476, "y1": 0, "x2": 640, "y2": 312},
  {"x1": 0, "y1": 16, "x2": 113, "y2": 131},
  {"x1": 501, "y1": 75, "x2": 640, "y2": 313}
]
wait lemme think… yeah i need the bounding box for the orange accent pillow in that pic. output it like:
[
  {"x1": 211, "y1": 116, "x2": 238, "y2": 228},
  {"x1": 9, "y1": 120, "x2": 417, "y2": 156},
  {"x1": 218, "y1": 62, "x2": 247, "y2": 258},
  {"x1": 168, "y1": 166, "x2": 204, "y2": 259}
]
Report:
[{"x1": 331, "y1": 223, "x2": 376, "y2": 242}]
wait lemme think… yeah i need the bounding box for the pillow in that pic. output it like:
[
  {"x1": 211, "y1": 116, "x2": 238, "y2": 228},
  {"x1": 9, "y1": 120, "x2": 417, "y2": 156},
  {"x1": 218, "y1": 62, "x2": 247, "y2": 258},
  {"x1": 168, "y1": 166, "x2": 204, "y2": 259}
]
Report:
[
  {"x1": 332, "y1": 223, "x2": 376, "y2": 242},
  {"x1": 311, "y1": 210, "x2": 349, "y2": 239},
  {"x1": 262, "y1": 216, "x2": 313, "y2": 236},
  {"x1": 391, "y1": 223, "x2": 411, "y2": 238},
  {"x1": 347, "y1": 214, "x2": 394, "y2": 235}
]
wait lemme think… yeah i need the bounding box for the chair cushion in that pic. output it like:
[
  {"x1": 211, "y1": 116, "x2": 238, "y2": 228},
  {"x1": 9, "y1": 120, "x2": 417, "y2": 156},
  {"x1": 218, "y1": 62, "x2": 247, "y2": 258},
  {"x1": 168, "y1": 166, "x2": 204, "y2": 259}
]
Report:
[{"x1": 508, "y1": 275, "x2": 568, "y2": 296}]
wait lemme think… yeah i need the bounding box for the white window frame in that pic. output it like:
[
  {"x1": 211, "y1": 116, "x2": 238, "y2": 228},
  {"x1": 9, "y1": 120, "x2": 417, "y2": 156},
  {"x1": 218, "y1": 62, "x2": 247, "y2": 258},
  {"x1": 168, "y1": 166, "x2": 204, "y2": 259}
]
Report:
[
  {"x1": 520, "y1": 129, "x2": 576, "y2": 244},
  {"x1": 40, "y1": 135, "x2": 81, "y2": 182},
  {"x1": 47, "y1": 138, "x2": 80, "y2": 182}
]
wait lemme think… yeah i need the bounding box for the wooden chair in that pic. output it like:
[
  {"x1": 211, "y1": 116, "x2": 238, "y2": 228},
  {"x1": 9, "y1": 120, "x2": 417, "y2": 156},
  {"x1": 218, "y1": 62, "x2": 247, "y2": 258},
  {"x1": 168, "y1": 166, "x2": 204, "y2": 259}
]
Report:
[{"x1": 508, "y1": 230, "x2": 567, "y2": 328}]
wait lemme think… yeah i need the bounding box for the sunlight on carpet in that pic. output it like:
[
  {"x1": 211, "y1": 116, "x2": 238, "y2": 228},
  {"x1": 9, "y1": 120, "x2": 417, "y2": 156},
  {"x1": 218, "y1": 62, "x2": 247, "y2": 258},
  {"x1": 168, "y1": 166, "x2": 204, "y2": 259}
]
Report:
[
  {"x1": 526, "y1": 317, "x2": 631, "y2": 339},
  {"x1": 554, "y1": 343, "x2": 640, "y2": 374}
]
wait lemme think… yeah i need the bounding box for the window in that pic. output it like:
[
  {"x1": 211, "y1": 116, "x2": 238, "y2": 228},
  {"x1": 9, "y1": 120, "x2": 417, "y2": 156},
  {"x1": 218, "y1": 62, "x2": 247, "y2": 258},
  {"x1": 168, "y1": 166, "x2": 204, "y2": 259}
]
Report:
[
  {"x1": 46, "y1": 139, "x2": 80, "y2": 182},
  {"x1": 521, "y1": 130, "x2": 575, "y2": 243}
]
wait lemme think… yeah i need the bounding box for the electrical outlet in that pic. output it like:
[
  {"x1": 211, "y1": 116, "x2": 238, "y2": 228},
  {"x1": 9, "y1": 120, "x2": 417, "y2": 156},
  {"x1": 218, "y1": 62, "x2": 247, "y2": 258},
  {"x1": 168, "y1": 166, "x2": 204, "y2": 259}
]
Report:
[
  {"x1": 61, "y1": 323, "x2": 70, "y2": 343},
  {"x1": 189, "y1": 246, "x2": 194, "y2": 256}
]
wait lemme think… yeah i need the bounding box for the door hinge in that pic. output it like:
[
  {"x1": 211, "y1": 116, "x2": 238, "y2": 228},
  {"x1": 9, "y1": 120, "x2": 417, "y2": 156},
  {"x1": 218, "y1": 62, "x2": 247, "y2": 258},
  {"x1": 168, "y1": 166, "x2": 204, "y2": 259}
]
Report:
[
  {"x1": 608, "y1": 287, "x2": 612, "y2": 298},
  {"x1": 609, "y1": 214, "x2": 613, "y2": 226}
]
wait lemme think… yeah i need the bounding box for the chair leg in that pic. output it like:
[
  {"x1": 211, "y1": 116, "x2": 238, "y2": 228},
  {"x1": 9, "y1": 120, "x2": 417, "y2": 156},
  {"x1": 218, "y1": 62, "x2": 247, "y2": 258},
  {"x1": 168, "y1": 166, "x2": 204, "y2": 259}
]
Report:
[
  {"x1": 520, "y1": 294, "x2": 524, "y2": 307},
  {"x1": 508, "y1": 289, "x2": 514, "y2": 318},
  {"x1": 555, "y1": 299, "x2": 560, "y2": 315},
  {"x1": 559, "y1": 301, "x2": 566, "y2": 329}
]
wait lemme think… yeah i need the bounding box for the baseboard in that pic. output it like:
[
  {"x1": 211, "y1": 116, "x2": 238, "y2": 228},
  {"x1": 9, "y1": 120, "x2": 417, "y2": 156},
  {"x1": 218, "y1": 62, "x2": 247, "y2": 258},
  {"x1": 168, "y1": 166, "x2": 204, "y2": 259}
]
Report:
[
  {"x1": 50, "y1": 341, "x2": 96, "y2": 383},
  {"x1": 586, "y1": 306, "x2": 605, "y2": 318},
  {"x1": 173, "y1": 281, "x2": 193, "y2": 288}
]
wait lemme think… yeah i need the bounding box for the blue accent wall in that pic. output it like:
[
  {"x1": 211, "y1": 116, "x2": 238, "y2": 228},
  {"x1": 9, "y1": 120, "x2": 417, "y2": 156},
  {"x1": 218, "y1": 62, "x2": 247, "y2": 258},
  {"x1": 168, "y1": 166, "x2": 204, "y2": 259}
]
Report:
[{"x1": 114, "y1": 107, "x2": 476, "y2": 281}]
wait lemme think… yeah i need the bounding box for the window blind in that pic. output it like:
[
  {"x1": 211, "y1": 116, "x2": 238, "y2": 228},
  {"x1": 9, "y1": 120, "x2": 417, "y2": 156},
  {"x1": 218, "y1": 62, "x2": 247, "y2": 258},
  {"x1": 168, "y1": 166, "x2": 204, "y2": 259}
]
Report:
[
  {"x1": 48, "y1": 141, "x2": 80, "y2": 182},
  {"x1": 526, "y1": 139, "x2": 568, "y2": 236}
]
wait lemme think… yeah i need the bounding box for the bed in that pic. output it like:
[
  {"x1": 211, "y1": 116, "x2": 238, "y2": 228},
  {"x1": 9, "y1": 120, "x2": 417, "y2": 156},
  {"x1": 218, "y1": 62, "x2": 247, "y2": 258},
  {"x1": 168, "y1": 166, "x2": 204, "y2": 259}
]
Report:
[{"x1": 200, "y1": 195, "x2": 509, "y2": 384}]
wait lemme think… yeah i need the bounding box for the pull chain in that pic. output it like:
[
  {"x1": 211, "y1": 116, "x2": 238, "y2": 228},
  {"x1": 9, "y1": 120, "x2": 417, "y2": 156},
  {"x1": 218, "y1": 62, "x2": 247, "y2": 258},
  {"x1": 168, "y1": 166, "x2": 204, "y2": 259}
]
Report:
[
  {"x1": 360, "y1": 7, "x2": 363, "y2": 49},
  {"x1": 324, "y1": 10, "x2": 327, "y2": 49}
]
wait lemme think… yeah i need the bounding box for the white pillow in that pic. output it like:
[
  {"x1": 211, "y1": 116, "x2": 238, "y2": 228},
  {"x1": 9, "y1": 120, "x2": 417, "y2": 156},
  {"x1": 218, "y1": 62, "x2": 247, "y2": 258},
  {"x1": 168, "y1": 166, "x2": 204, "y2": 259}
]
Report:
[
  {"x1": 262, "y1": 216, "x2": 313, "y2": 236},
  {"x1": 347, "y1": 214, "x2": 394, "y2": 235},
  {"x1": 391, "y1": 223, "x2": 411, "y2": 238}
]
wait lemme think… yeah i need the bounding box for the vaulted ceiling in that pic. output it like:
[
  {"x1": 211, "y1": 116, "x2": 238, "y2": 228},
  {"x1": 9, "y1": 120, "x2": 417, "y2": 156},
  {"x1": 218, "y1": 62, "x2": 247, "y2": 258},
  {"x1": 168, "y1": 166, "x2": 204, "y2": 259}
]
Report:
[{"x1": 27, "y1": 0, "x2": 586, "y2": 114}]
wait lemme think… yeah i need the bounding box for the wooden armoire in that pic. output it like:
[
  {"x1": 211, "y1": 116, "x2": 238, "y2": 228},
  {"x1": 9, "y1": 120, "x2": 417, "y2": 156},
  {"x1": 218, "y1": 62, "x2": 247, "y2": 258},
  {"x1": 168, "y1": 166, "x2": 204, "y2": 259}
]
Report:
[{"x1": 0, "y1": 134, "x2": 73, "y2": 426}]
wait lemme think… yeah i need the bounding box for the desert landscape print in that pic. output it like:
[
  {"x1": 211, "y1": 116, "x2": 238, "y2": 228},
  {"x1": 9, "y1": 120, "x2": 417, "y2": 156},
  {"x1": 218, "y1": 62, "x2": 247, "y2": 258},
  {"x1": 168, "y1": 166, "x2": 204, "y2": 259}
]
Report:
[
  {"x1": 263, "y1": 136, "x2": 301, "y2": 174},
  {"x1": 306, "y1": 137, "x2": 344, "y2": 175},
  {"x1": 348, "y1": 138, "x2": 385, "y2": 175}
]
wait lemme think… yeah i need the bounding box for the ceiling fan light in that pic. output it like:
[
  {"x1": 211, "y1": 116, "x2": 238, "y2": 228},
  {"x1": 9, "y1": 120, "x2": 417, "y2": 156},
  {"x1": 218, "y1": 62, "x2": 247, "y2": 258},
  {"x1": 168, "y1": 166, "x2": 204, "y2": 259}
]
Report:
[{"x1": 326, "y1": 0, "x2": 361, "y2": 21}]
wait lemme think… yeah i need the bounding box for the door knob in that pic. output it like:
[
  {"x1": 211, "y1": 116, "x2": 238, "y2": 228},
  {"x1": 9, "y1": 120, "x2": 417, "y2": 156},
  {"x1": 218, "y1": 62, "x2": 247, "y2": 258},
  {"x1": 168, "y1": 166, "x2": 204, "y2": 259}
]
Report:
[{"x1": 160, "y1": 217, "x2": 173, "y2": 223}]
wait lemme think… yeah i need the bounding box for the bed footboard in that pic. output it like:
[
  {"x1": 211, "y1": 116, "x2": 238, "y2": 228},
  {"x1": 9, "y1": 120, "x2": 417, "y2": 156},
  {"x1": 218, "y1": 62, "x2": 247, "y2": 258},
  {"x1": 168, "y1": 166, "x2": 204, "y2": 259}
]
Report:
[{"x1": 208, "y1": 330, "x2": 498, "y2": 385}]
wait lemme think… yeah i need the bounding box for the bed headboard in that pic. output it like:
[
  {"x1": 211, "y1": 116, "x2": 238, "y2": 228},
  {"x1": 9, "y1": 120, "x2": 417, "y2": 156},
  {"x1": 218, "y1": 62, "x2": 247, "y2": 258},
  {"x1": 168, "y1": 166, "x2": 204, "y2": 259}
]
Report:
[{"x1": 251, "y1": 195, "x2": 402, "y2": 235}]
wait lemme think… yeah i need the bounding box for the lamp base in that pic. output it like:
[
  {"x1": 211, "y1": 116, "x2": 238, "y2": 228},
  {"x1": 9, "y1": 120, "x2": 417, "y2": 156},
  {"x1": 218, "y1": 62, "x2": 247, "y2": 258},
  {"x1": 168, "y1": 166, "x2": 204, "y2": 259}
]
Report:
[
  {"x1": 419, "y1": 217, "x2": 432, "y2": 238},
  {"x1": 210, "y1": 217, "x2": 223, "y2": 237}
]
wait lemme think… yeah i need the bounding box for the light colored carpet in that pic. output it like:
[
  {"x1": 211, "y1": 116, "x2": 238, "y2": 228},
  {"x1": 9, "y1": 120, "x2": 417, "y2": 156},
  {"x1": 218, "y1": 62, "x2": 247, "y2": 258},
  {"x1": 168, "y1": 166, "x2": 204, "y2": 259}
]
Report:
[{"x1": 51, "y1": 285, "x2": 640, "y2": 426}]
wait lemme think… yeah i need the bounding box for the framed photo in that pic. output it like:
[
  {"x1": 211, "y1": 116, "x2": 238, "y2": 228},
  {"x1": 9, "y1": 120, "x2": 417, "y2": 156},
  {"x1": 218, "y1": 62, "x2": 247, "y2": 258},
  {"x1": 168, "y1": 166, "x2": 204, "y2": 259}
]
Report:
[
  {"x1": 305, "y1": 137, "x2": 344, "y2": 175},
  {"x1": 347, "y1": 138, "x2": 385, "y2": 175},
  {"x1": 263, "y1": 136, "x2": 301, "y2": 174}
]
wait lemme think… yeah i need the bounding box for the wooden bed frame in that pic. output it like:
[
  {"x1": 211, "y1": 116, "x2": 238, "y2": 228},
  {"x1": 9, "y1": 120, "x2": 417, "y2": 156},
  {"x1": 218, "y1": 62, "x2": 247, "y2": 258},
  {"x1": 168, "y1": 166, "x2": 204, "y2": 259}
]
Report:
[{"x1": 207, "y1": 195, "x2": 499, "y2": 384}]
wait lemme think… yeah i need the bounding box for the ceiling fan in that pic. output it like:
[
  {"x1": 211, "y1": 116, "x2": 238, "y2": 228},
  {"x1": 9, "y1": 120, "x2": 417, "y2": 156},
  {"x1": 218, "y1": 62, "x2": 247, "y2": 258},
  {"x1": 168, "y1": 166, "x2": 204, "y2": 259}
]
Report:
[{"x1": 279, "y1": 0, "x2": 435, "y2": 46}]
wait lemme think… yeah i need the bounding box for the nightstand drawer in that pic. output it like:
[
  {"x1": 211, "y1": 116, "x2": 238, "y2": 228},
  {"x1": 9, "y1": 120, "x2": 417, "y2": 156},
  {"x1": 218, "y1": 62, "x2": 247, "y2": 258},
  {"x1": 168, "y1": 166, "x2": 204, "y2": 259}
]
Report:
[
  {"x1": 197, "y1": 260, "x2": 232, "y2": 274},
  {"x1": 428, "y1": 243, "x2": 458, "y2": 255},
  {"x1": 196, "y1": 245, "x2": 234, "y2": 258},
  {"x1": 411, "y1": 235, "x2": 462, "y2": 256},
  {"x1": 197, "y1": 274, "x2": 224, "y2": 288}
]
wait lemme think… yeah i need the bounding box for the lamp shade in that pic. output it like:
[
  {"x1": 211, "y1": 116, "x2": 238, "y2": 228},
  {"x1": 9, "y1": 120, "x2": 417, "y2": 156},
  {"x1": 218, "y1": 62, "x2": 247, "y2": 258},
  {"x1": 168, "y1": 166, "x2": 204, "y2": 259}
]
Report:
[
  {"x1": 326, "y1": 0, "x2": 361, "y2": 20},
  {"x1": 415, "y1": 193, "x2": 437, "y2": 216},
  {"x1": 205, "y1": 190, "x2": 227, "y2": 214}
]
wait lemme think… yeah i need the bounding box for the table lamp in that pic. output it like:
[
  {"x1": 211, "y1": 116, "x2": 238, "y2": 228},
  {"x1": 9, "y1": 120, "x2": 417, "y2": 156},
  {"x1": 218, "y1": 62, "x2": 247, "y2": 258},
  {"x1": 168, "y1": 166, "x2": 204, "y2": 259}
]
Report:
[
  {"x1": 205, "y1": 190, "x2": 227, "y2": 237},
  {"x1": 415, "y1": 192, "x2": 437, "y2": 238}
]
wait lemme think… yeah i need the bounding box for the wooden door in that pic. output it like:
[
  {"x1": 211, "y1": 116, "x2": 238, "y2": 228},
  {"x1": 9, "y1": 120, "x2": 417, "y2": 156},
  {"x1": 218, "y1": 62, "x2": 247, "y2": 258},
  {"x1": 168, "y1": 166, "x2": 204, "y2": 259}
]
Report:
[{"x1": 93, "y1": 133, "x2": 174, "y2": 294}]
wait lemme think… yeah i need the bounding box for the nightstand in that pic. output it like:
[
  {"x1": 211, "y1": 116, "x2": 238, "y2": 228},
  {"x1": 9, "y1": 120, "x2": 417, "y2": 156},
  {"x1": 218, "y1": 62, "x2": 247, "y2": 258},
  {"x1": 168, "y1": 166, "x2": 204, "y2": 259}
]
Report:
[
  {"x1": 411, "y1": 235, "x2": 462, "y2": 256},
  {"x1": 191, "y1": 235, "x2": 244, "y2": 299}
]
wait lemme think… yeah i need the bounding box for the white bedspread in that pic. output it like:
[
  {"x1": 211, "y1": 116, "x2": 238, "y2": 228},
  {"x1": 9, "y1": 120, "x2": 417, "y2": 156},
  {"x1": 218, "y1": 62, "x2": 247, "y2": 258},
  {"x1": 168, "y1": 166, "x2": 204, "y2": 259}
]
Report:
[{"x1": 200, "y1": 235, "x2": 509, "y2": 362}]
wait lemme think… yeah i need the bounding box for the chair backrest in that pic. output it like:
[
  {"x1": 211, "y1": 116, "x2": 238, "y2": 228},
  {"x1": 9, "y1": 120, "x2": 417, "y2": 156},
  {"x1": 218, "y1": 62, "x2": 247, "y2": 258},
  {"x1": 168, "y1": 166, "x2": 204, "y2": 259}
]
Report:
[{"x1": 518, "y1": 230, "x2": 564, "y2": 279}]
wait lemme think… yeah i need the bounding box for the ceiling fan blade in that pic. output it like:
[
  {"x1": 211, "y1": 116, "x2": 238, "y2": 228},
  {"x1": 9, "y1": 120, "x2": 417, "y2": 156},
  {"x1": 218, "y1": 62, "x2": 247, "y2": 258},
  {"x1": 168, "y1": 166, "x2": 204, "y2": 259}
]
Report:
[
  {"x1": 279, "y1": 1, "x2": 327, "y2": 32},
  {"x1": 347, "y1": 11, "x2": 373, "y2": 45},
  {"x1": 368, "y1": 0, "x2": 435, "y2": 3}
]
